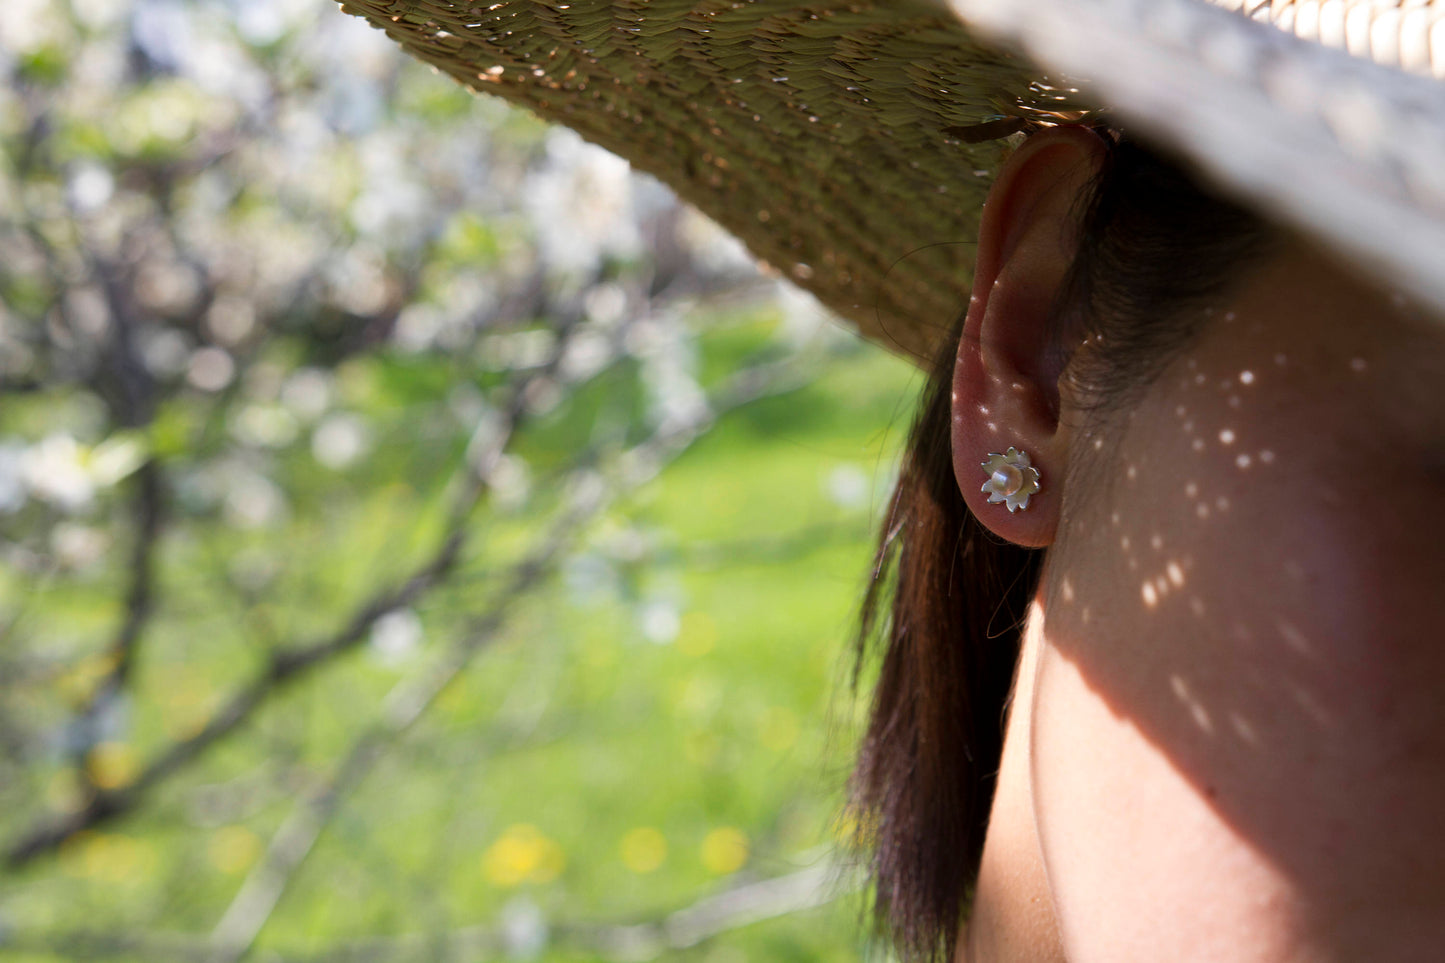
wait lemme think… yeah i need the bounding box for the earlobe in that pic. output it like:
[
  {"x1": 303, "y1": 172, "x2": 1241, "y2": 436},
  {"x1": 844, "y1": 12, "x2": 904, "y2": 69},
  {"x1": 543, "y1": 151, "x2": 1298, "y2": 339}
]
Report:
[{"x1": 950, "y1": 126, "x2": 1107, "y2": 548}]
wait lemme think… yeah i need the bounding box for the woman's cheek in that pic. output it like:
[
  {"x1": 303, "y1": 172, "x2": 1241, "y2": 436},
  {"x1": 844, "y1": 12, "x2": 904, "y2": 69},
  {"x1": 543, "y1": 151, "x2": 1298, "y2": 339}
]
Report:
[{"x1": 1033, "y1": 331, "x2": 1445, "y2": 959}]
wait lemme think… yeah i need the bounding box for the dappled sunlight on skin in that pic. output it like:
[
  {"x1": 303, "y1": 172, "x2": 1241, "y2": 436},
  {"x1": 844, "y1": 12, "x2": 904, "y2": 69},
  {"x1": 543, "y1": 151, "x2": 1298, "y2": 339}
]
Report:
[{"x1": 1023, "y1": 240, "x2": 1445, "y2": 959}]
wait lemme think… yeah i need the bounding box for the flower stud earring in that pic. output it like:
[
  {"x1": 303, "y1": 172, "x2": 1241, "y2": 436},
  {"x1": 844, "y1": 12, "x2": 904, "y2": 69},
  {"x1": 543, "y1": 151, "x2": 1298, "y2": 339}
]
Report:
[{"x1": 981, "y1": 447, "x2": 1041, "y2": 512}]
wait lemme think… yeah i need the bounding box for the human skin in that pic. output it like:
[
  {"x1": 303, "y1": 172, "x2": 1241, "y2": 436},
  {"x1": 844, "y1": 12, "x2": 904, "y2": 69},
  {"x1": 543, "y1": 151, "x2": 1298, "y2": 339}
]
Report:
[{"x1": 951, "y1": 128, "x2": 1445, "y2": 961}]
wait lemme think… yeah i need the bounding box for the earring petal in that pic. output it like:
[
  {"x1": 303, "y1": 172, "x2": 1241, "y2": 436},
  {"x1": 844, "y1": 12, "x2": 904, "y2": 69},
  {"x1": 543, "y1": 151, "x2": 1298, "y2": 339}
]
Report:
[{"x1": 980, "y1": 447, "x2": 1041, "y2": 512}]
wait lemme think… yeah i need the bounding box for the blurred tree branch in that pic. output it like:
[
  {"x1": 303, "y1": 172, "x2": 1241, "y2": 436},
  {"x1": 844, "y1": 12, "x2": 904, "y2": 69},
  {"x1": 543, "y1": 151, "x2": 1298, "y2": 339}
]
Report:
[
  {"x1": 4, "y1": 311, "x2": 571, "y2": 865},
  {"x1": 68, "y1": 458, "x2": 164, "y2": 763},
  {"x1": 1, "y1": 343, "x2": 829, "y2": 959},
  {"x1": 0, "y1": 5, "x2": 871, "y2": 960},
  {"x1": 4, "y1": 284, "x2": 810, "y2": 869},
  {"x1": 205, "y1": 349, "x2": 818, "y2": 961}
]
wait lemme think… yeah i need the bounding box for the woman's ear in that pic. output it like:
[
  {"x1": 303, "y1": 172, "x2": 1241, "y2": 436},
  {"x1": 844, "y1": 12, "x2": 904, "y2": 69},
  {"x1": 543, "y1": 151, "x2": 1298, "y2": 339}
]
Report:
[{"x1": 952, "y1": 126, "x2": 1106, "y2": 547}]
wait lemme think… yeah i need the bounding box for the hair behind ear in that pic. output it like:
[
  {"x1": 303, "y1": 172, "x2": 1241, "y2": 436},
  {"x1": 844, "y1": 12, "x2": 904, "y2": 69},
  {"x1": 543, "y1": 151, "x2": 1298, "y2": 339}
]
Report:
[
  {"x1": 849, "y1": 129, "x2": 1274, "y2": 963},
  {"x1": 851, "y1": 325, "x2": 1043, "y2": 963},
  {"x1": 1056, "y1": 136, "x2": 1278, "y2": 411}
]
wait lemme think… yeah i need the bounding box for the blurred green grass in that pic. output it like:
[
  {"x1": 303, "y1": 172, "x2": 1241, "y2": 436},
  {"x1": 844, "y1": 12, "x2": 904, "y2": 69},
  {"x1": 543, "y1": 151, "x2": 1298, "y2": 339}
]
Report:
[
  {"x1": 0, "y1": 5, "x2": 928, "y2": 956},
  {"x1": 0, "y1": 304, "x2": 919, "y2": 962}
]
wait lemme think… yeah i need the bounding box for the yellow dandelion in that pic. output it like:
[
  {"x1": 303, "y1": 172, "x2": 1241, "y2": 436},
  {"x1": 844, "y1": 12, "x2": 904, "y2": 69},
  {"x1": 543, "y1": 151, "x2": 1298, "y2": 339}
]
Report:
[
  {"x1": 86, "y1": 741, "x2": 139, "y2": 791},
  {"x1": 482, "y1": 824, "x2": 566, "y2": 887},
  {"x1": 208, "y1": 825, "x2": 262, "y2": 875},
  {"x1": 619, "y1": 827, "x2": 668, "y2": 874},
  {"x1": 55, "y1": 651, "x2": 119, "y2": 706},
  {"x1": 62, "y1": 832, "x2": 153, "y2": 883},
  {"x1": 700, "y1": 827, "x2": 748, "y2": 876}
]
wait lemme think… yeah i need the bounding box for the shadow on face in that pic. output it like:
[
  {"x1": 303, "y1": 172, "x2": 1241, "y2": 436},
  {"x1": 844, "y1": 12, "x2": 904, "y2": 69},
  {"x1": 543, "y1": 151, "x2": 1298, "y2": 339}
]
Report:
[{"x1": 1030, "y1": 238, "x2": 1445, "y2": 956}]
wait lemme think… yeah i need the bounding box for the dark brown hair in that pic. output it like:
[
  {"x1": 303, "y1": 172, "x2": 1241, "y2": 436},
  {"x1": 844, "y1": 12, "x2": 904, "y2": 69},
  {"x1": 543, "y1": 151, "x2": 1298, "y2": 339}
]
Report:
[{"x1": 850, "y1": 131, "x2": 1276, "y2": 962}]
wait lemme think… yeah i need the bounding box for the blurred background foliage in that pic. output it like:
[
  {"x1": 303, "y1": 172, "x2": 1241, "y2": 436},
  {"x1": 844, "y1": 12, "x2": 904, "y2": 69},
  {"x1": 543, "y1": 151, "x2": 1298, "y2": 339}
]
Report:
[{"x1": 0, "y1": 1, "x2": 920, "y2": 960}]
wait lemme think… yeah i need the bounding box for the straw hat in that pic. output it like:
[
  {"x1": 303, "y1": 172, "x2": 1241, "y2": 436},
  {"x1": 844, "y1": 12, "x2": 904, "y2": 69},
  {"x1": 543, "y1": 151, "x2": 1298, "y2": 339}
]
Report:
[{"x1": 335, "y1": 0, "x2": 1445, "y2": 363}]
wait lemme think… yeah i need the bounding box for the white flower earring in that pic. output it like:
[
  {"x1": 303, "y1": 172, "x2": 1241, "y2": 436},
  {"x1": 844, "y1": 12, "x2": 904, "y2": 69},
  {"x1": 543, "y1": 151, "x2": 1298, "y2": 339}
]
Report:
[{"x1": 981, "y1": 447, "x2": 1041, "y2": 512}]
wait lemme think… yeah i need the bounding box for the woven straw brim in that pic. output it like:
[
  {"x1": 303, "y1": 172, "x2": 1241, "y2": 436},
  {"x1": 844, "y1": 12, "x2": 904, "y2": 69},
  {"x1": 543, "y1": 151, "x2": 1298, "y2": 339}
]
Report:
[
  {"x1": 336, "y1": 0, "x2": 1073, "y2": 363},
  {"x1": 336, "y1": 0, "x2": 1445, "y2": 362}
]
